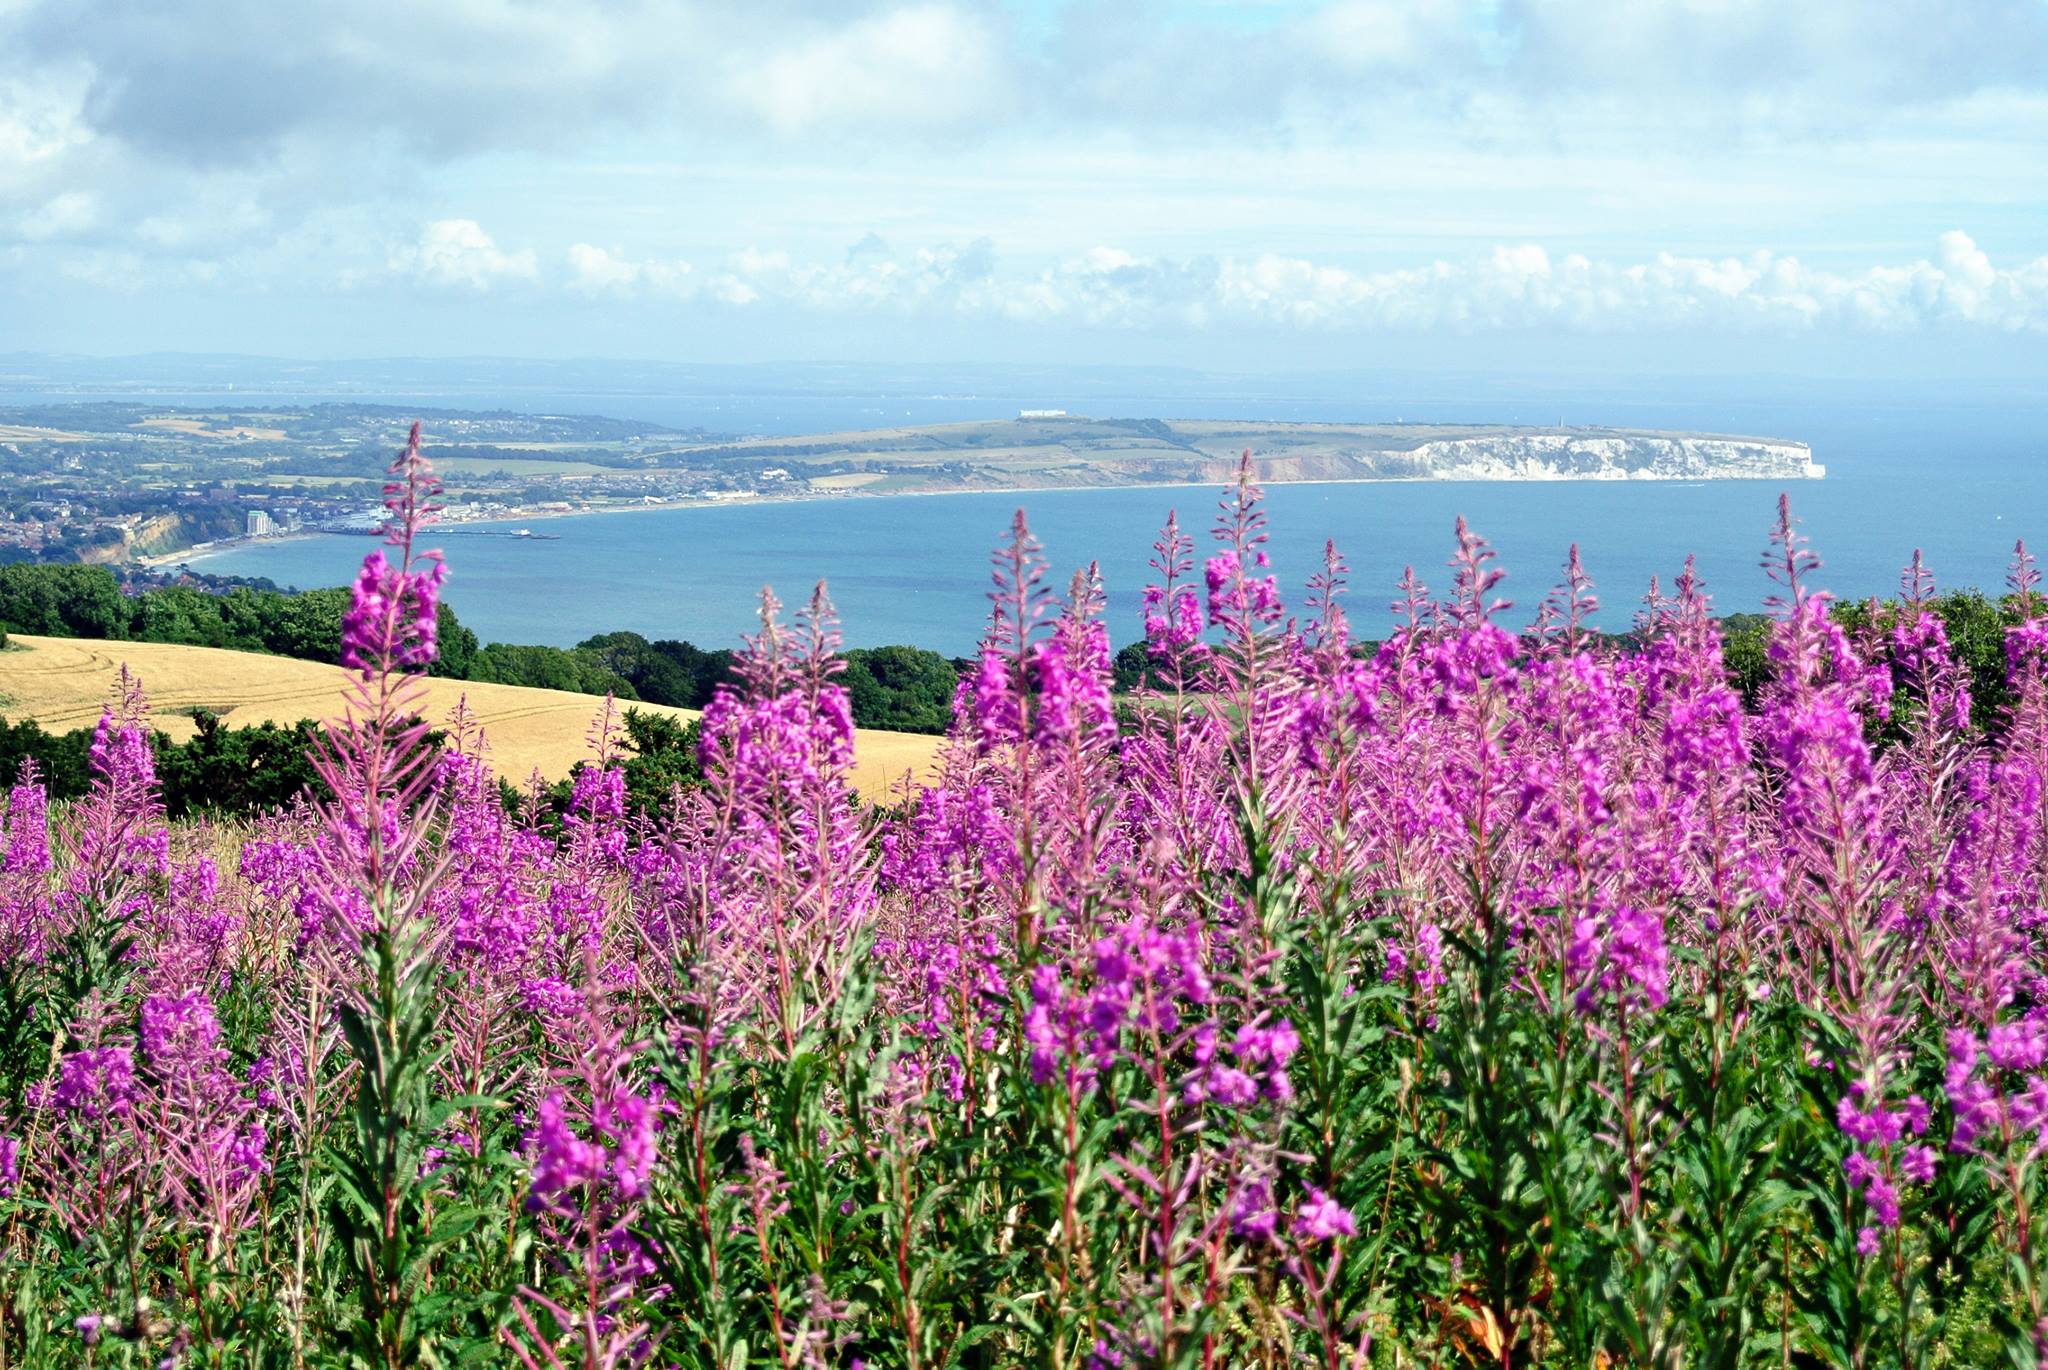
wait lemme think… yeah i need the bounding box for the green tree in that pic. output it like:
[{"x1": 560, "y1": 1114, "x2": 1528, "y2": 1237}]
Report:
[
  {"x1": 0, "y1": 716, "x2": 95, "y2": 798},
  {"x1": 430, "y1": 603, "x2": 479, "y2": 680},
  {"x1": 1718, "y1": 611, "x2": 1772, "y2": 710},
  {"x1": 0, "y1": 564, "x2": 130, "y2": 639},
  {"x1": 647, "y1": 637, "x2": 738, "y2": 707},
  {"x1": 576, "y1": 631, "x2": 695, "y2": 705},
  {"x1": 1832, "y1": 587, "x2": 2017, "y2": 736},
  {"x1": 469, "y1": 643, "x2": 638, "y2": 698},
  {"x1": 154, "y1": 711, "x2": 328, "y2": 817},
  {"x1": 129, "y1": 584, "x2": 230, "y2": 647},
  {"x1": 1112, "y1": 640, "x2": 1171, "y2": 693},
  {"x1": 618, "y1": 707, "x2": 703, "y2": 812},
  {"x1": 841, "y1": 645, "x2": 959, "y2": 733}
]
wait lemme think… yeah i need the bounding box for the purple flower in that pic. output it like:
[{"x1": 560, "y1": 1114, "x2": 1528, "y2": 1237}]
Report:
[
  {"x1": 140, "y1": 991, "x2": 225, "y2": 1080},
  {"x1": 1572, "y1": 905, "x2": 1669, "y2": 1014},
  {"x1": 1, "y1": 775, "x2": 50, "y2": 876},
  {"x1": 528, "y1": 1091, "x2": 605, "y2": 1204},
  {"x1": 340, "y1": 549, "x2": 447, "y2": 675},
  {"x1": 1030, "y1": 620, "x2": 1116, "y2": 748},
  {"x1": 966, "y1": 649, "x2": 1024, "y2": 751},
  {"x1": 1087, "y1": 1340, "x2": 1125, "y2": 1370},
  {"x1": 606, "y1": 1090, "x2": 660, "y2": 1200},
  {"x1": 1292, "y1": 1187, "x2": 1357, "y2": 1243},
  {"x1": 88, "y1": 713, "x2": 155, "y2": 790},
  {"x1": 518, "y1": 976, "x2": 583, "y2": 1021},
  {"x1": 1836, "y1": 1093, "x2": 1906, "y2": 1148},
  {"x1": 1230, "y1": 1177, "x2": 1279, "y2": 1245},
  {"x1": 229, "y1": 1123, "x2": 271, "y2": 1181},
  {"x1": 1143, "y1": 584, "x2": 1205, "y2": 655},
  {"x1": 54, "y1": 1046, "x2": 138, "y2": 1119},
  {"x1": 528, "y1": 1082, "x2": 664, "y2": 1211},
  {"x1": 1232, "y1": 1020, "x2": 1300, "y2": 1070},
  {"x1": 1844, "y1": 1152, "x2": 1902, "y2": 1227},
  {"x1": 1231, "y1": 1020, "x2": 1300, "y2": 1101},
  {"x1": 1205, "y1": 552, "x2": 1242, "y2": 627},
  {"x1": 1987, "y1": 1020, "x2": 2047, "y2": 1073}
]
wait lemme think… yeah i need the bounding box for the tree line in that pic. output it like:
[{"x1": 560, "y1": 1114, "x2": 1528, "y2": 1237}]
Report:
[
  {"x1": 0, "y1": 562, "x2": 964, "y2": 732},
  {"x1": 0, "y1": 705, "x2": 715, "y2": 825},
  {"x1": 2, "y1": 562, "x2": 2029, "y2": 798}
]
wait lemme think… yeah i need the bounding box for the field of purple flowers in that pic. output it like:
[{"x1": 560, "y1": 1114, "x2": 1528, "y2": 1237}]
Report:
[{"x1": 0, "y1": 425, "x2": 2044, "y2": 1368}]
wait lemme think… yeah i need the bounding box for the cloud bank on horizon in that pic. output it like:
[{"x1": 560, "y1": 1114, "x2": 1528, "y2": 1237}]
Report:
[{"x1": 2, "y1": 0, "x2": 2045, "y2": 373}]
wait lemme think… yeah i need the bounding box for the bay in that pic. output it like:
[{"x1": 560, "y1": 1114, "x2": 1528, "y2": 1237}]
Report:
[{"x1": 183, "y1": 397, "x2": 2046, "y2": 657}]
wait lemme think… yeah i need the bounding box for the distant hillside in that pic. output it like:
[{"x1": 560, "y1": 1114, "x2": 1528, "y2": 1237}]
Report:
[
  {"x1": 663, "y1": 417, "x2": 1822, "y2": 490},
  {"x1": 0, "y1": 404, "x2": 1819, "y2": 570},
  {"x1": 0, "y1": 634, "x2": 938, "y2": 799}
]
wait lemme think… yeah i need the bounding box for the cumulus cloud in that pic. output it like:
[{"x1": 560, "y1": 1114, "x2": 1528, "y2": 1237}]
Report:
[
  {"x1": 6, "y1": 0, "x2": 2044, "y2": 168},
  {"x1": 12, "y1": 189, "x2": 94, "y2": 239},
  {"x1": 567, "y1": 242, "x2": 694, "y2": 297},
  {"x1": 391, "y1": 219, "x2": 537, "y2": 289},
  {"x1": 1306, "y1": 0, "x2": 1482, "y2": 71},
  {"x1": 0, "y1": 0, "x2": 2040, "y2": 367},
  {"x1": 560, "y1": 237, "x2": 1000, "y2": 312},
  {"x1": 6, "y1": 0, "x2": 1013, "y2": 164},
  {"x1": 1496, "y1": 0, "x2": 2048, "y2": 108},
  {"x1": 562, "y1": 233, "x2": 2048, "y2": 335},
  {"x1": 724, "y1": 4, "x2": 1008, "y2": 135},
  {"x1": 1200, "y1": 239, "x2": 2048, "y2": 333}
]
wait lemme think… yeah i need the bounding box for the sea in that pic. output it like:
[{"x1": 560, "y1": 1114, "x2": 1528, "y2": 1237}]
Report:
[{"x1": 18, "y1": 363, "x2": 2046, "y2": 657}]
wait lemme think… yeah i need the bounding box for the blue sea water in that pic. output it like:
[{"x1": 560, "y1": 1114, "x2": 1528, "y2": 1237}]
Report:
[
  {"x1": 22, "y1": 363, "x2": 2012, "y2": 656},
  {"x1": 176, "y1": 400, "x2": 2044, "y2": 656}
]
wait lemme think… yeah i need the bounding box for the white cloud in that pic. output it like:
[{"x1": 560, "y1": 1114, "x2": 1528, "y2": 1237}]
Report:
[
  {"x1": 12, "y1": 189, "x2": 94, "y2": 239},
  {"x1": 1305, "y1": 0, "x2": 1478, "y2": 70},
  {"x1": 12, "y1": 0, "x2": 2042, "y2": 170},
  {"x1": 725, "y1": 4, "x2": 1007, "y2": 135},
  {"x1": 392, "y1": 219, "x2": 537, "y2": 289},
  {"x1": 0, "y1": 0, "x2": 2041, "y2": 366},
  {"x1": 566, "y1": 243, "x2": 642, "y2": 290},
  {"x1": 0, "y1": 66, "x2": 90, "y2": 170},
  {"x1": 1198, "y1": 235, "x2": 2048, "y2": 333},
  {"x1": 564, "y1": 232, "x2": 2048, "y2": 335},
  {"x1": 567, "y1": 242, "x2": 693, "y2": 297}
]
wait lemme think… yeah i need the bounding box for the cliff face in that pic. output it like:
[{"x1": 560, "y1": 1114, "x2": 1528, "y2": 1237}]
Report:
[
  {"x1": 121, "y1": 513, "x2": 194, "y2": 558},
  {"x1": 1380, "y1": 434, "x2": 1821, "y2": 481},
  {"x1": 67, "y1": 509, "x2": 250, "y2": 564},
  {"x1": 662, "y1": 419, "x2": 1823, "y2": 496},
  {"x1": 1036, "y1": 432, "x2": 1823, "y2": 488}
]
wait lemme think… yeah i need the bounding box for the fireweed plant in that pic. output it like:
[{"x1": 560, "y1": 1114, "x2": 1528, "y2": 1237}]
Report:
[{"x1": 0, "y1": 444, "x2": 2047, "y2": 1366}]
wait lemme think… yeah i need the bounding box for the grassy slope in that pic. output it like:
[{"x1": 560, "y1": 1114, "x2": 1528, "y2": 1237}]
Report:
[{"x1": 0, "y1": 634, "x2": 940, "y2": 800}]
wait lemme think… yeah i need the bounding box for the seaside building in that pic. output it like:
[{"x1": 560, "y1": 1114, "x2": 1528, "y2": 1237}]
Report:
[
  {"x1": 246, "y1": 509, "x2": 276, "y2": 538},
  {"x1": 1018, "y1": 409, "x2": 1068, "y2": 419}
]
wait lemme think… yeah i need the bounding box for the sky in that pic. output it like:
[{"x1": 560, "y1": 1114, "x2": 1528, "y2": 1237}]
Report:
[{"x1": 2, "y1": 0, "x2": 2046, "y2": 381}]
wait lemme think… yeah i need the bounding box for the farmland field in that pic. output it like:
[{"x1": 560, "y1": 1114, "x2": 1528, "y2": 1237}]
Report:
[{"x1": 0, "y1": 633, "x2": 939, "y2": 796}]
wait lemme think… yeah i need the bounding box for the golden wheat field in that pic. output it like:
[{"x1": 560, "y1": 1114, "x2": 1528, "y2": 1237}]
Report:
[{"x1": 0, "y1": 634, "x2": 941, "y2": 799}]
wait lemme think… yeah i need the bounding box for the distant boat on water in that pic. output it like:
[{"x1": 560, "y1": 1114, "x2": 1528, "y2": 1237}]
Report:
[{"x1": 435, "y1": 526, "x2": 560, "y2": 541}]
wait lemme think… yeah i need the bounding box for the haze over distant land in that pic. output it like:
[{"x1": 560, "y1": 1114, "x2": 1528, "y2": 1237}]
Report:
[
  {"x1": 0, "y1": 395, "x2": 1820, "y2": 567},
  {"x1": 662, "y1": 417, "x2": 1822, "y2": 488}
]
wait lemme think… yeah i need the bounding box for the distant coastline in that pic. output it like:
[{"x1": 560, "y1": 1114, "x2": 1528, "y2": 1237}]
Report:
[
  {"x1": 155, "y1": 461, "x2": 1823, "y2": 573},
  {"x1": 2, "y1": 402, "x2": 1817, "y2": 569}
]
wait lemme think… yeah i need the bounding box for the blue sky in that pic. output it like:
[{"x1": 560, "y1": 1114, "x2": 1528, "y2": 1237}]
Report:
[{"x1": 2, "y1": 0, "x2": 2045, "y2": 379}]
